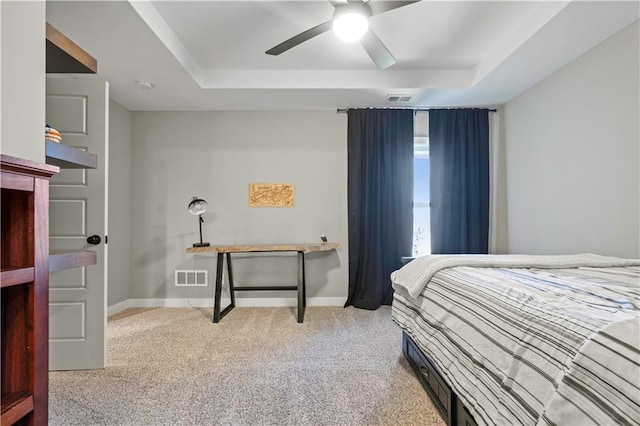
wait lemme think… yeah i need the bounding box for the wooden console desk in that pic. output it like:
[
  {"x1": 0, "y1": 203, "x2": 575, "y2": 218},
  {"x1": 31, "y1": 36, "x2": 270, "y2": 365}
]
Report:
[{"x1": 186, "y1": 243, "x2": 340, "y2": 323}]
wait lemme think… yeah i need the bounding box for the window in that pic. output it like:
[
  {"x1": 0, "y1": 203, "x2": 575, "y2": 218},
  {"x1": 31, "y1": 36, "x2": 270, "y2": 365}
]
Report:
[{"x1": 413, "y1": 115, "x2": 430, "y2": 257}]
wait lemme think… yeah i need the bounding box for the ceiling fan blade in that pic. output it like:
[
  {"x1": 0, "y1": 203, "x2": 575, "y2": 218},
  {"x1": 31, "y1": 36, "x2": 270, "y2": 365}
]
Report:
[
  {"x1": 360, "y1": 29, "x2": 397, "y2": 70},
  {"x1": 368, "y1": 0, "x2": 421, "y2": 16},
  {"x1": 328, "y1": 0, "x2": 349, "y2": 6},
  {"x1": 266, "y1": 21, "x2": 333, "y2": 56}
]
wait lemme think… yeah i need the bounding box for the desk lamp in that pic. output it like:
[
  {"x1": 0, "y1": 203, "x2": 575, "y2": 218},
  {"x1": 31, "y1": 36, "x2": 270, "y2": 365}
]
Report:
[{"x1": 188, "y1": 196, "x2": 210, "y2": 247}]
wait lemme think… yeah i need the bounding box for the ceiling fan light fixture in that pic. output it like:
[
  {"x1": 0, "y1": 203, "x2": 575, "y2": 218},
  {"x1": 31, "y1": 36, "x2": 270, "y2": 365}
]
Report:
[{"x1": 333, "y1": 8, "x2": 369, "y2": 42}]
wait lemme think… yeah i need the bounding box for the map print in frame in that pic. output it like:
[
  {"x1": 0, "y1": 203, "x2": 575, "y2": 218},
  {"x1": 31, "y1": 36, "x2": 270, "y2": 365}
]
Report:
[{"x1": 249, "y1": 183, "x2": 295, "y2": 207}]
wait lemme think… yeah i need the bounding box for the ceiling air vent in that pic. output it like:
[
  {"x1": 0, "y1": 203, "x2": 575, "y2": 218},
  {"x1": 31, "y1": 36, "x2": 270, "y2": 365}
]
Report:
[{"x1": 387, "y1": 95, "x2": 412, "y2": 103}]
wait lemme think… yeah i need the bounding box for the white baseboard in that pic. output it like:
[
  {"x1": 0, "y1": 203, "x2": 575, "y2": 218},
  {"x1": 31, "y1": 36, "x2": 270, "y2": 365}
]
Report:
[
  {"x1": 107, "y1": 297, "x2": 346, "y2": 317},
  {"x1": 107, "y1": 299, "x2": 135, "y2": 316}
]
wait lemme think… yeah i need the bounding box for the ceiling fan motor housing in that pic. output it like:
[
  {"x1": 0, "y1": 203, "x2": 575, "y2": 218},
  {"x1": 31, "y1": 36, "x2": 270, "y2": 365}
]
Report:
[{"x1": 333, "y1": 2, "x2": 372, "y2": 21}]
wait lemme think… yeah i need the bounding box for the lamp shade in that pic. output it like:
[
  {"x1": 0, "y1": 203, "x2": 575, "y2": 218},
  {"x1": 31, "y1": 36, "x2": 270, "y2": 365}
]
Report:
[{"x1": 188, "y1": 197, "x2": 208, "y2": 215}]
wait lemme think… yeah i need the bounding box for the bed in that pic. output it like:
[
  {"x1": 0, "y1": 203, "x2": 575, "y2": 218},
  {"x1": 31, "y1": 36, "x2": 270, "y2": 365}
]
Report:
[{"x1": 390, "y1": 254, "x2": 640, "y2": 426}]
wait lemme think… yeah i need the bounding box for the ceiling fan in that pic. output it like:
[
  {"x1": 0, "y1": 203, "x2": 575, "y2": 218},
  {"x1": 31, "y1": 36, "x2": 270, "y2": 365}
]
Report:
[{"x1": 265, "y1": 0, "x2": 420, "y2": 70}]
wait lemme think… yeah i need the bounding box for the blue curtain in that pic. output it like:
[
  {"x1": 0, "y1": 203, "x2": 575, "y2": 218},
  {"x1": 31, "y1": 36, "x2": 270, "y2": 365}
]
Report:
[
  {"x1": 345, "y1": 109, "x2": 414, "y2": 309},
  {"x1": 429, "y1": 109, "x2": 490, "y2": 254}
]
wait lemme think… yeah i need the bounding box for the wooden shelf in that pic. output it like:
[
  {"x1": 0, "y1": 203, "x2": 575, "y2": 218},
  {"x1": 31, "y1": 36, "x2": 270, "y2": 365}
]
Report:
[
  {"x1": 45, "y1": 140, "x2": 97, "y2": 169},
  {"x1": 46, "y1": 23, "x2": 97, "y2": 74},
  {"x1": 1, "y1": 392, "x2": 34, "y2": 425},
  {"x1": 0, "y1": 267, "x2": 34, "y2": 288},
  {"x1": 49, "y1": 250, "x2": 96, "y2": 273}
]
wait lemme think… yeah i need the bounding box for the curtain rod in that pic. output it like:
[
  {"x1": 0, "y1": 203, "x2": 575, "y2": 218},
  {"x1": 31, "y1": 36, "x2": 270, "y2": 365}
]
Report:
[{"x1": 336, "y1": 108, "x2": 497, "y2": 114}]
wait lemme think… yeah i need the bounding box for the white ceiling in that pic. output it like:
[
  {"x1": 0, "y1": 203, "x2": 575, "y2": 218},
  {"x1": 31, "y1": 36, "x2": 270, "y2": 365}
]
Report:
[{"x1": 45, "y1": 1, "x2": 639, "y2": 111}]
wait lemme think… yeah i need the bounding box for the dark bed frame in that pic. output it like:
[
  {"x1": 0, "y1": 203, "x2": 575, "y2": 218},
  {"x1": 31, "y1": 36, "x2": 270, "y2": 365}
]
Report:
[{"x1": 403, "y1": 332, "x2": 478, "y2": 426}]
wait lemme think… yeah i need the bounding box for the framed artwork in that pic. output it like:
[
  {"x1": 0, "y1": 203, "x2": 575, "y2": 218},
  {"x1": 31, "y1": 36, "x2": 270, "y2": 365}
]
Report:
[{"x1": 249, "y1": 183, "x2": 294, "y2": 207}]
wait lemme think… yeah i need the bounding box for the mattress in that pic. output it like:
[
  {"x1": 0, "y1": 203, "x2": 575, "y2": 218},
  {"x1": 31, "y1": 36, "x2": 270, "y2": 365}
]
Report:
[{"x1": 391, "y1": 256, "x2": 640, "y2": 426}]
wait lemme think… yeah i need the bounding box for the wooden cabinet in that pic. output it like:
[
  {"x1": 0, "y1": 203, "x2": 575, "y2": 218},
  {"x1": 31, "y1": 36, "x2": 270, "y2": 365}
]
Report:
[
  {"x1": 1, "y1": 155, "x2": 58, "y2": 425},
  {"x1": 1, "y1": 145, "x2": 98, "y2": 425},
  {"x1": 1, "y1": 147, "x2": 98, "y2": 425}
]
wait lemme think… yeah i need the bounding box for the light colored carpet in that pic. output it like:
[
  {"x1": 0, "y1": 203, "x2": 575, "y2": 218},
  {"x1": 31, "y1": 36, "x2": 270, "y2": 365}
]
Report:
[{"x1": 49, "y1": 306, "x2": 446, "y2": 425}]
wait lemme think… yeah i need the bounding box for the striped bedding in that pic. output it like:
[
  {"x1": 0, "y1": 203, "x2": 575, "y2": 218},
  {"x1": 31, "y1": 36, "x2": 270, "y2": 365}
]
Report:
[{"x1": 391, "y1": 255, "x2": 640, "y2": 426}]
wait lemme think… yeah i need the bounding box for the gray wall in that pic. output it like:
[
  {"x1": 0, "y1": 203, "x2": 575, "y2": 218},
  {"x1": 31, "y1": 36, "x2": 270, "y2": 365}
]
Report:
[
  {"x1": 503, "y1": 21, "x2": 639, "y2": 258},
  {"x1": 1, "y1": 1, "x2": 46, "y2": 162},
  {"x1": 131, "y1": 111, "x2": 348, "y2": 302},
  {"x1": 108, "y1": 100, "x2": 133, "y2": 306}
]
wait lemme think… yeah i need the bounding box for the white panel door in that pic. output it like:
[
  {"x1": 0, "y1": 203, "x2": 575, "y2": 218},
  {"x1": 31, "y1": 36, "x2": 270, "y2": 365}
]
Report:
[{"x1": 46, "y1": 76, "x2": 109, "y2": 370}]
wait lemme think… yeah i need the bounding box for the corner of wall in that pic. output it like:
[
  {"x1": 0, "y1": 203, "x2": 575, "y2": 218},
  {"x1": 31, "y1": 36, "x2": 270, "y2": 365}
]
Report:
[
  {"x1": 107, "y1": 99, "x2": 134, "y2": 306},
  {"x1": 489, "y1": 108, "x2": 509, "y2": 254}
]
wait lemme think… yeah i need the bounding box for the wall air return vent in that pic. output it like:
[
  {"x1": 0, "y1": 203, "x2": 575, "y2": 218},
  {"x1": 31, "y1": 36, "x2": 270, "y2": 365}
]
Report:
[
  {"x1": 175, "y1": 270, "x2": 208, "y2": 286},
  {"x1": 387, "y1": 95, "x2": 412, "y2": 102}
]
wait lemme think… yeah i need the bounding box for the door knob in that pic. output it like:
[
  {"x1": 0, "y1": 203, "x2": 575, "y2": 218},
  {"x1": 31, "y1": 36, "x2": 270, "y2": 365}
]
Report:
[{"x1": 87, "y1": 235, "x2": 102, "y2": 245}]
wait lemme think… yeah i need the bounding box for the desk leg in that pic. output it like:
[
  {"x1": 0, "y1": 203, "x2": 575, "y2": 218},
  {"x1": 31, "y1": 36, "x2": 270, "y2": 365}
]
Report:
[
  {"x1": 213, "y1": 253, "x2": 236, "y2": 323},
  {"x1": 297, "y1": 251, "x2": 306, "y2": 323},
  {"x1": 226, "y1": 253, "x2": 236, "y2": 308},
  {"x1": 302, "y1": 255, "x2": 307, "y2": 309},
  {"x1": 213, "y1": 253, "x2": 224, "y2": 322}
]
